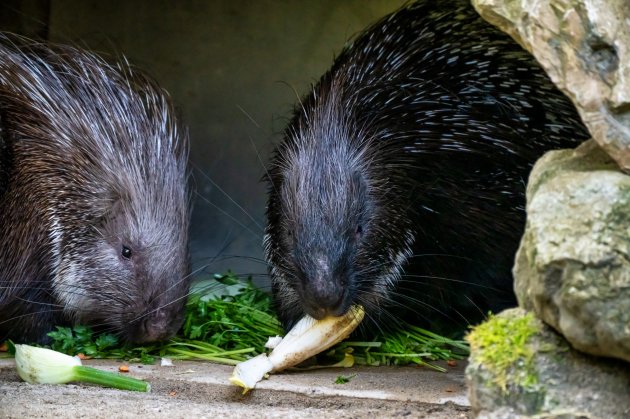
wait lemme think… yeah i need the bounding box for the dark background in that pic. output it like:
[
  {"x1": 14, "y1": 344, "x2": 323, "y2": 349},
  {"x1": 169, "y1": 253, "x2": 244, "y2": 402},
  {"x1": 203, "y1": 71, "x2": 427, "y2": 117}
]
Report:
[{"x1": 0, "y1": 0, "x2": 406, "y2": 285}]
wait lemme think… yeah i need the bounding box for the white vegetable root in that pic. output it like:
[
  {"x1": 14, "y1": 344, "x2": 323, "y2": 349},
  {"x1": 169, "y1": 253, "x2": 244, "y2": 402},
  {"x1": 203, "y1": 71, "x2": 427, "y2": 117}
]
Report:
[
  {"x1": 15, "y1": 344, "x2": 81, "y2": 385},
  {"x1": 230, "y1": 305, "x2": 364, "y2": 393}
]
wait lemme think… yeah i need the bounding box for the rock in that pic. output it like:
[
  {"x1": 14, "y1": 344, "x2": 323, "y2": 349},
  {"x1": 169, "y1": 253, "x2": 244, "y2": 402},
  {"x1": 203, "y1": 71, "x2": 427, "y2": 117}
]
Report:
[
  {"x1": 514, "y1": 140, "x2": 630, "y2": 363},
  {"x1": 471, "y1": 0, "x2": 630, "y2": 172},
  {"x1": 466, "y1": 308, "x2": 630, "y2": 418}
]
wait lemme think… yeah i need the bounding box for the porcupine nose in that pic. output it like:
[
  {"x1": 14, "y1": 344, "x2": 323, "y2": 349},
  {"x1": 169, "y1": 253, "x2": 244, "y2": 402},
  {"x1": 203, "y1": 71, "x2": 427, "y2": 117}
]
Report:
[
  {"x1": 132, "y1": 307, "x2": 182, "y2": 344},
  {"x1": 302, "y1": 255, "x2": 345, "y2": 320}
]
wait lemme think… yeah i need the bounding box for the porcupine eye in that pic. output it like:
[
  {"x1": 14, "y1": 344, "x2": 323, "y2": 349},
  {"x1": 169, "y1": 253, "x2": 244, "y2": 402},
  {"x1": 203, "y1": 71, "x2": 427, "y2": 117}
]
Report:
[
  {"x1": 286, "y1": 229, "x2": 293, "y2": 244},
  {"x1": 121, "y1": 245, "x2": 132, "y2": 259},
  {"x1": 355, "y1": 225, "x2": 363, "y2": 241}
]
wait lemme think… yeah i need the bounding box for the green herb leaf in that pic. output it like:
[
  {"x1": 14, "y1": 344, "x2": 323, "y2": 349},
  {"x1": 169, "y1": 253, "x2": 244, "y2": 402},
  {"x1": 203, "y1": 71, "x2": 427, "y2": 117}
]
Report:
[{"x1": 334, "y1": 374, "x2": 356, "y2": 384}]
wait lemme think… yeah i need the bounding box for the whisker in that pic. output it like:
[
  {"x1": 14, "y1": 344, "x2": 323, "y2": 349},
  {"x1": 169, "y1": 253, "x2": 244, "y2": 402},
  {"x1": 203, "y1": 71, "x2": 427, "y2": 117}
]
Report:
[
  {"x1": 193, "y1": 190, "x2": 262, "y2": 240},
  {"x1": 193, "y1": 253, "x2": 270, "y2": 267},
  {"x1": 396, "y1": 275, "x2": 506, "y2": 292},
  {"x1": 192, "y1": 162, "x2": 263, "y2": 232}
]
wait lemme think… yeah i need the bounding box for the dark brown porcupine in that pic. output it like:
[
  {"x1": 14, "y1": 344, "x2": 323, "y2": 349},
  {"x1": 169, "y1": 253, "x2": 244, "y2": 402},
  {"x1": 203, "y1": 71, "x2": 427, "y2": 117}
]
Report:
[
  {"x1": 265, "y1": 0, "x2": 590, "y2": 335},
  {"x1": 0, "y1": 34, "x2": 191, "y2": 344}
]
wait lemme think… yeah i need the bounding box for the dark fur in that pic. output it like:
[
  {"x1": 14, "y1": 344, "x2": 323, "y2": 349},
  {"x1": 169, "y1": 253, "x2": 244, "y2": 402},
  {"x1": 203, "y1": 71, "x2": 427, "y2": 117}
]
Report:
[
  {"x1": 265, "y1": 0, "x2": 589, "y2": 334},
  {"x1": 0, "y1": 34, "x2": 191, "y2": 344}
]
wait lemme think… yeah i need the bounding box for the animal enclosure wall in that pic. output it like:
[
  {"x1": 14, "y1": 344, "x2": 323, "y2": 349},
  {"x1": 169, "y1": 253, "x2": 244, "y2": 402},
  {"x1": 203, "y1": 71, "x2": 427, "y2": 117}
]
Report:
[{"x1": 0, "y1": 0, "x2": 406, "y2": 283}]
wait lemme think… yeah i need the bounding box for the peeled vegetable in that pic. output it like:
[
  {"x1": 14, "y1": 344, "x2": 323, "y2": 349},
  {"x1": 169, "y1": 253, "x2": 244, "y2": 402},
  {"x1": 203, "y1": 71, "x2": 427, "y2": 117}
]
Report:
[
  {"x1": 15, "y1": 344, "x2": 150, "y2": 392},
  {"x1": 230, "y1": 305, "x2": 364, "y2": 393}
]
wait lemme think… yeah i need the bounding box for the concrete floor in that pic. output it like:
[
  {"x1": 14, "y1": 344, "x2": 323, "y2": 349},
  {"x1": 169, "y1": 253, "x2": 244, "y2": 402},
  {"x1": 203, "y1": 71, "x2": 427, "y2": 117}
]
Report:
[{"x1": 0, "y1": 357, "x2": 470, "y2": 418}]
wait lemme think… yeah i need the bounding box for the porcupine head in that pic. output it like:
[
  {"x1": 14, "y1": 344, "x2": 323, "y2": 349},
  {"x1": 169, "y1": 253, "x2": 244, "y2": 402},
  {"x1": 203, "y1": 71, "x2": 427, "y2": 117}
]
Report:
[
  {"x1": 0, "y1": 41, "x2": 191, "y2": 344},
  {"x1": 265, "y1": 81, "x2": 415, "y2": 330}
]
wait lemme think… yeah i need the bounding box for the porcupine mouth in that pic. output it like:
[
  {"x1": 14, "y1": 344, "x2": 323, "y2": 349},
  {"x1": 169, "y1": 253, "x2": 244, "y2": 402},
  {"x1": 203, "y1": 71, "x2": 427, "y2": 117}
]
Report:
[
  {"x1": 302, "y1": 296, "x2": 349, "y2": 320},
  {"x1": 123, "y1": 309, "x2": 185, "y2": 344},
  {"x1": 298, "y1": 283, "x2": 354, "y2": 320}
]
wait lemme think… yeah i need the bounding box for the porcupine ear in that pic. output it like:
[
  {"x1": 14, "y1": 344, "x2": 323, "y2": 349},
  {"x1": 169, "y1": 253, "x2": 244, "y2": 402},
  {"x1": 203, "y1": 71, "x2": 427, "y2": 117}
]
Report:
[{"x1": 97, "y1": 197, "x2": 122, "y2": 224}]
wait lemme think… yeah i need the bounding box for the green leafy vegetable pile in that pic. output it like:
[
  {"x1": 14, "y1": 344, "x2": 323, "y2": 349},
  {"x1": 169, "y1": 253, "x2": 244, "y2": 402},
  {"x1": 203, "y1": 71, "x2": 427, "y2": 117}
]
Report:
[
  {"x1": 48, "y1": 325, "x2": 156, "y2": 364},
  {"x1": 23, "y1": 272, "x2": 469, "y2": 370}
]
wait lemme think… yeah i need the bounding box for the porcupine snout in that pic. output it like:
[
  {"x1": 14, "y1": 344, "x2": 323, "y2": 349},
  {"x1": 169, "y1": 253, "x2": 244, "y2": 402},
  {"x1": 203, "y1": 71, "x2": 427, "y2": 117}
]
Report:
[
  {"x1": 300, "y1": 253, "x2": 346, "y2": 319},
  {"x1": 125, "y1": 281, "x2": 187, "y2": 344},
  {"x1": 135, "y1": 305, "x2": 183, "y2": 343}
]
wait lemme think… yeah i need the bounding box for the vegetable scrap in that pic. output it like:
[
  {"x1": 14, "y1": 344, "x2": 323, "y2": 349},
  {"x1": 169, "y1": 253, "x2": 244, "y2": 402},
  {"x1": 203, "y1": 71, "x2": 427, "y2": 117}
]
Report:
[
  {"x1": 334, "y1": 374, "x2": 357, "y2": 384},
  {"x1": 230, "y1": 305, "x2": 365, "y2": 393},
  {"x1": 14, "y1": 344, "x2": 150, "y2": 392}
]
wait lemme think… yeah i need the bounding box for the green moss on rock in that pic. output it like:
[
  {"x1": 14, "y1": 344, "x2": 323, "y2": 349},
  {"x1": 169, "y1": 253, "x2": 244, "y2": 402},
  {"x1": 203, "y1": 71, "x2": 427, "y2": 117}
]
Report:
[{"x1": 467, "y1": 311, "x2": 539, "y2": 393}]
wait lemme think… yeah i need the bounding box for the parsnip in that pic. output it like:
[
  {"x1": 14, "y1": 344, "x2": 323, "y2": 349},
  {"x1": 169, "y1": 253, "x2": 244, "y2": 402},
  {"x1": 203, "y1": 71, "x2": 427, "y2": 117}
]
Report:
[{"x1": 230, "y1": 305, "x2": 364, "y2": 393}]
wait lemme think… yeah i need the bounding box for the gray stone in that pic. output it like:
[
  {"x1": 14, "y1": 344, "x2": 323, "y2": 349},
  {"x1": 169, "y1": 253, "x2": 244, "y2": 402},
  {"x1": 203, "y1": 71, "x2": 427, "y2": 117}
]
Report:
[
  {"x1": 466, "y1": 308, "x2": 630, "y2": 418},
  {"x1": 514, "y1": 140, "x2": 630, "y2": 362},
  {"x1": 472, "y1": 0, "x2": 630, "y2": 172}
]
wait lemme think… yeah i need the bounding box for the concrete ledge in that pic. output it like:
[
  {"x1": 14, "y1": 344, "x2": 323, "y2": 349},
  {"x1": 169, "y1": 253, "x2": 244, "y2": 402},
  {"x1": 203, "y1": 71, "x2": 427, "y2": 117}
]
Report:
[{"x1": 0, "y1": 358, "x2": 469, "y2": 418}]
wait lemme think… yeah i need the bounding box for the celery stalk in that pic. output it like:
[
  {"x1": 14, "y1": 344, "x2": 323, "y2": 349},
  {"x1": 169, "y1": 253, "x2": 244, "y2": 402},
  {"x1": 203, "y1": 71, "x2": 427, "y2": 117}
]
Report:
[
  {"x1": 15, "y1": 344, "x2": 150, "y2": 392},
  {"x1": 71, "y1": 365, "x2": 150, "y2": 392}
]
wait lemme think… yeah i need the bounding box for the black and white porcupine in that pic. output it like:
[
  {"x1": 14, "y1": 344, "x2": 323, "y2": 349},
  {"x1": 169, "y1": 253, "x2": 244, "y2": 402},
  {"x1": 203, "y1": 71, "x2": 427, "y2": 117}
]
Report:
[
  {"x1": 265, "y1": 0, "x2": 589, "y2": 335},
  {"x1": 0, "y1": 34, "x2": 191, "y2": 344}
]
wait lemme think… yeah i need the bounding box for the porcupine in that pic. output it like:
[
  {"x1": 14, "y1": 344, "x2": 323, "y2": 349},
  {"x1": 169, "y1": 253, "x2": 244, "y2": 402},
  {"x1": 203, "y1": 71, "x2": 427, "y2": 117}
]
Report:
[
  {"x1": 265, "y1": 0, "x2": 590, "y2": 335},
  {"x1": 0, "y1": 34, "x2": 191, "y2": 344}
]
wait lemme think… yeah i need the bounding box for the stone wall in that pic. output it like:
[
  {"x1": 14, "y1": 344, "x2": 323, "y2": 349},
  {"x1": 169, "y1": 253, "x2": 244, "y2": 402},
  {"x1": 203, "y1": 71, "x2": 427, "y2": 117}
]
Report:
[{"x1": 468, "y1": 1, "x2": 630, "y2": 417}]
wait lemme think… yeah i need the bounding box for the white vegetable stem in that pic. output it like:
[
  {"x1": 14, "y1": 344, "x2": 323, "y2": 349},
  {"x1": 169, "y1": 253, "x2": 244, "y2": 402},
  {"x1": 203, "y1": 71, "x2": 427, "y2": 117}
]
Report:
[
  {"x1": 15, "y1": 344, "x2": 150, "y2": 392},
  {"x1": 230, "y1": 305, "x2": 365, "y2": 393}
]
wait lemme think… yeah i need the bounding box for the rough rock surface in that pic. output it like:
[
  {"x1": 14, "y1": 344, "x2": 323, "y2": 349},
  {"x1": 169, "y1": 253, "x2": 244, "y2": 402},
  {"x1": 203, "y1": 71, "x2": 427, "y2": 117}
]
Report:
[
  {"x1": 466, "y1": 308, "x2": 630, "y2": 418},
  {"x1": 472, "y1": 0, "x2": 630, "y2": 171},
  {"x1": 514, "y1": 140, "x2": 630, "y2": 363}
]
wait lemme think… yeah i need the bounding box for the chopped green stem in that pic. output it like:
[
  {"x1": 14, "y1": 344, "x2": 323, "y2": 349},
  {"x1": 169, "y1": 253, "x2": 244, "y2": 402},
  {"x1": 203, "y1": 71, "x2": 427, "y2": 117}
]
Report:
[
  {"x1": 72, "y1": 366, "x2": 150, "y2": 392},
  {"x1": 185, "y1": 340, "x2": 227, "y2": 351},
  {"x1": 165, "y1": 342, "x2": 255, "y2": 356},
  {"x1": 416, "y1": 362, "x2": 446, "y2": 372},
  {"x1": 405, "y1": 326, "x2": 469, "y2": 351},
  {"x1": 369, "y1": 352, "x2": 433, "y2": 358},
  {"x1": 339, "y1": 342, "x2": 382, "y2": 348},
  {"x1": 165, "y1": 348, "x2": 242, "y2": 365}
]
